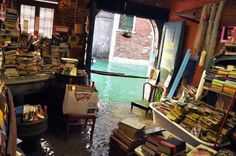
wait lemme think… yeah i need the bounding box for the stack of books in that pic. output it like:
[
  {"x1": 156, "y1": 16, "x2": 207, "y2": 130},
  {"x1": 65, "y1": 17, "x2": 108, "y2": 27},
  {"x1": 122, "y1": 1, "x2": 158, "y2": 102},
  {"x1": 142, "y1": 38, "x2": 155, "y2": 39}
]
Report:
[
  {"x1": 39, "y1": 62, "x2": 53, "y2": 74},
  {"x1": 0, "y1": 49, "x2": 3, "y2": 68},
  {"x1": 223, "y1": 70, "x2": 236, "y2": 95},
  {"x1": 205, "y1": 65, "x2": 236, "y2": 95},
  {"x1": 5, "y1": 8, "x2": 19, "y2": 37},
  {"x1": 17, "y1": 51, "x2": 41, "y2": 75},
  {"x1": 0, "y1": 30, "x2": 11, "y2": 47},
  {"x1": 50, "y1": 45, "x2": 60, "y2": 72},
  {"x1": 3, "y1": 49, "x2": 18, "y2": 77},
  {"x1": 141, "y1": 135, "x2": 186, "y2": 156},
  {"x1": 40, "y1": 38, "x2": 50, "y2": 58},
  {"x1": 58, "y1": 42, "x2": 69, "y2": 58},
  {"x1": 15, "y1": 104, "x2": 46, "y2": 122},
  {"x1": 110, "y1": 118, "x2": 145, "y2": 153},
  {"x1": 211, "y1": 79, "x2": 225, "y2": 91}
]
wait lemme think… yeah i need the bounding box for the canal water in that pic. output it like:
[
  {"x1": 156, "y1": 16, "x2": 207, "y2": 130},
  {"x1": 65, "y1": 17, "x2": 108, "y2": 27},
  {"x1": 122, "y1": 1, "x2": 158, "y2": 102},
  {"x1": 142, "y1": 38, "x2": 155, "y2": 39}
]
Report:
[{"x1": 91, "y1": 59, "x2": 148, "y2": 102}]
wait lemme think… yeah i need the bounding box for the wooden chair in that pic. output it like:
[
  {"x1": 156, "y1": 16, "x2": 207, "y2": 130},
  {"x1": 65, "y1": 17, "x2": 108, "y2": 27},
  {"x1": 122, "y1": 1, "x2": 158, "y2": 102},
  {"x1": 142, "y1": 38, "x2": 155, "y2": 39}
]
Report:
[
  {"x1": 66, "y1": 114, "x2": 96, "y2": 140},
  {"x1": 130, "y1": 82, "x2": 164, "y2": 116}
]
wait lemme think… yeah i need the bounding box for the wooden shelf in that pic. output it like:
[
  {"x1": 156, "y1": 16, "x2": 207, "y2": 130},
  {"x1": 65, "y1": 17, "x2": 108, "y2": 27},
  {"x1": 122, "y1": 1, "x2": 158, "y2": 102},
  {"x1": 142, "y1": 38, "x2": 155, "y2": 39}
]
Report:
[{"x1": 203, "y1": 85, "x2": 235, "y2": 98}]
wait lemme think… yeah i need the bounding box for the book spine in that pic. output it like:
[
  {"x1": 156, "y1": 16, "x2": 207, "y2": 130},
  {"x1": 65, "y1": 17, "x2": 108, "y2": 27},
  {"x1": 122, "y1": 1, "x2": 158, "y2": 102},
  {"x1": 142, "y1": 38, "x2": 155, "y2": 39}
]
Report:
[
  {"x1": 141, "y1": 144, "x2": 156, "y2": 156},
  {"x1": 110, "y1": 135, "x2": 130, "y2": 152},
  {"x1": 113, "y1": 129, "x2": 132, "y2": 147},
  {"x1": 147, "y1": 137, "x2": 173, "y2": 154}
]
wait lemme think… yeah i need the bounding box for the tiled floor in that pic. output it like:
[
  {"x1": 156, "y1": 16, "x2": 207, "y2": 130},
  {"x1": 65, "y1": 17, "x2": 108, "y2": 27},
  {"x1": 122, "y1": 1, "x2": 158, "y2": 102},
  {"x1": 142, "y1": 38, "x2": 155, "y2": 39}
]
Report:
[{"x1": 19, "y1": 102, "x2": 156, "y2": 156}]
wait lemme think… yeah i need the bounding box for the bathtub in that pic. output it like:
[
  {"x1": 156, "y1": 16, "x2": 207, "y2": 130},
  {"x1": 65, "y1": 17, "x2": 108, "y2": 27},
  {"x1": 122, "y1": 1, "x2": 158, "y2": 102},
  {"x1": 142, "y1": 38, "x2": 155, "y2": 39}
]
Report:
[{"x1": 150, "y1": 102, "x2": 230, "y2": 147}]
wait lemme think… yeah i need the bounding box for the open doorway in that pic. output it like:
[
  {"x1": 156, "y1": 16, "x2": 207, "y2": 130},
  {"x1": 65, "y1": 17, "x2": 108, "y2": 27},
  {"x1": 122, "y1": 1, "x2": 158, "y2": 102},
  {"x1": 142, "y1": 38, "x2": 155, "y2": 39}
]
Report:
[{"x1": 91, "y1": 10, "x2": 159, "y2": 102}]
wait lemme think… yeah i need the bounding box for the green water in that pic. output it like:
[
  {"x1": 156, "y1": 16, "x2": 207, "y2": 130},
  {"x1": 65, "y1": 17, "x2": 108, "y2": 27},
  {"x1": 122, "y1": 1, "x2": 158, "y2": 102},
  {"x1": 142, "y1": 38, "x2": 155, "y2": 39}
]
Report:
[{"x1": 91, "y1": 59, "x2": 148, "y2": 102}]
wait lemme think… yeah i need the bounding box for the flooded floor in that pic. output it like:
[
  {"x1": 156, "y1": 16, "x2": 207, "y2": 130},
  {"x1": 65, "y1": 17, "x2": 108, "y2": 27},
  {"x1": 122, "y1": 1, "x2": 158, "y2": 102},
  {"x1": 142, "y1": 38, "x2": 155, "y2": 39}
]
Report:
[
  {"x1": 19, "y1": 59, "x2": 153, "y2": 155},
  {"x1": 20, "y1": 101, "x2": 156, "y2": 156}
]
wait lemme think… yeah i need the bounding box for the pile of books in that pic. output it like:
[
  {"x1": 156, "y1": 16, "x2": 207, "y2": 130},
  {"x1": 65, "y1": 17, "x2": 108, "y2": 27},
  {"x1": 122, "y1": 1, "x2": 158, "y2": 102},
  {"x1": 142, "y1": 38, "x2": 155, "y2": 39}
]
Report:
[
  {"x1": 0, "y1": 30, "x2": 11, "y2": 47},
  {"x1": 15, "y1": 104, "x2": 46, "y2": 122},
  {"x1": 39, "y1": 60, "x2": 53, "y2": 74},
  {"x1": 223, "y1": 70, "x2": 236, "y2": 95},
  {"x1": 50, "y1": 45, "x2": 60, "y2": 72},
  {"x1": 211, "y1": 79, "x2": 225, "y2": 91},
  {"x1": 40, "y1": 38, "x2": 50, "y2": 58},
  {"x1": 141, "y1": 135, "x2": 186, "y2": 156},
  {"x1": 18, "y1": 32, "x2": 34, "y2": 50},
  {"x1": 166, "y1": 104, "x2": 185, "y2": 123},
  {"x1": 4, "y1": 8, "x2": 19, "y2": 37},
  {"x1": 58, "y1": 42, "x2": 69, "y2": 58},
  {"x1": 205, "y1": 65, "x2": 236, "y2": 95},
  {"x1": 110, "y1": 118, "x2": 145, "y2": 154},
  {"x1": 17, "y1": 51, "x2": 41, "y2": 75},
  {"x1": 0, "y1": 49, "x2": 3, "y2": 68},
  {"x1": 153, "y1": 101, "x2": 174, "y2": 116},
  {"x1": 3, "y1": 49, "x2": 18, "y2": 77},
  {"x1": 153, "y1": 100, "x2": 236, "y2": 144}
]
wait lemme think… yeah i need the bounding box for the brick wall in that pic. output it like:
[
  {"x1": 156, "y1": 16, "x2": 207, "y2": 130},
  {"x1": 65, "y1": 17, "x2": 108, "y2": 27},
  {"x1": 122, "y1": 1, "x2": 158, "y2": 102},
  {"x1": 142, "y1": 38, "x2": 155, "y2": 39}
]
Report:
[
  {"x1": 54, "y1": 0, "x2": 89, "y2": 32},
  {"x1": 114, "y1": 18, "x2": 153, "y2": 60}
]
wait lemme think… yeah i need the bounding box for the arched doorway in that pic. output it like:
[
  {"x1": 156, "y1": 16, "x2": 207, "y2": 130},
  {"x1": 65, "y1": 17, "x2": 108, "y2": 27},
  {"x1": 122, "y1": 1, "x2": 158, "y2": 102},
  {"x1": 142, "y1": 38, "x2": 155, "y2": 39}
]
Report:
[{"x1": 92, "y1": 11, "x2": 159, "y2": 70}]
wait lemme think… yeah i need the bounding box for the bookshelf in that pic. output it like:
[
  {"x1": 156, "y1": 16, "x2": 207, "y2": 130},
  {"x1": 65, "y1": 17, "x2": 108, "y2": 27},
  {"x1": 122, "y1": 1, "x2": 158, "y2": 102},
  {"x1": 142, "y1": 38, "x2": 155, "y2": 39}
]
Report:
[
  {"x1": 203, "y1": 52, "x2": 236, "y2": 147},
  {"x1": 203, "y1": 85, "x2": 235, "y2": 98}
]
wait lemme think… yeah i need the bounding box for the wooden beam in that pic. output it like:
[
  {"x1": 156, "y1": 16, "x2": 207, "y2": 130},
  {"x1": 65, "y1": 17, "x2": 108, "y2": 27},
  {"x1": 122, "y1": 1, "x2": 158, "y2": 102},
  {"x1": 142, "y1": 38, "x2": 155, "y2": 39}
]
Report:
[
  {"x1": 86, "y1": 0, "x2": 97, "y2": 80},
  {"x1": 95, "y1": 0, "x2": 169, "y2": 21},
  {"x1": 177, "y1": 7, "x2": 202, "y2": 23}
]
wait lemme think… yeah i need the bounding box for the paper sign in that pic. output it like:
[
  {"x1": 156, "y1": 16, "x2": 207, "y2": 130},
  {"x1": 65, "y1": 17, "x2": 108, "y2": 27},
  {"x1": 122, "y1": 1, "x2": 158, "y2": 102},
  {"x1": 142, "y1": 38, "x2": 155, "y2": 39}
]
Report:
[{"x1": 23, "y1": 19, "x2": 29, "y2": 32}]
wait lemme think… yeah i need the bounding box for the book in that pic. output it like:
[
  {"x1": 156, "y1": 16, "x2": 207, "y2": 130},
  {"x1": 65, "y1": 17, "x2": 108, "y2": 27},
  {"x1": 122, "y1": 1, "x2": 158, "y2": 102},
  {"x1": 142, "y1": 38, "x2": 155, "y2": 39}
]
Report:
[
  {"x1": 117, "y1": 128, "x2": 138, "y2": 141},
  {"x1": 110, "y1": 135, "x2": 130, "y2": 152},
  {"x1": 147, "y1": 136, "x2": 173, "y2": 154},
  {"x1": 112, "y1": 128, "x2": 143, "y2": 149},
  {"x1": 187, "y1": 144, "x2": 217, "y2": 156},
  {"x1": 118, "y1": 117, "x2": 145, "y2": 131},
  {"x1": 145, "y1": 127, "x2": 165, "y2": 136},
  {"x1": 166, "y1": 137, "x2": 186, "y2": 153},
  {"x1": 141, "y1": 144, "x2": 157, "y2": 156}
]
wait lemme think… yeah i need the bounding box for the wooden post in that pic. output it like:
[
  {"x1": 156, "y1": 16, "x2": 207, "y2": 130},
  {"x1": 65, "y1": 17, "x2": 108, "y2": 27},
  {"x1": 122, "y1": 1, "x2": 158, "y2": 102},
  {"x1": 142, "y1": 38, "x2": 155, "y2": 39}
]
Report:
[
  {"x1": 86, "y1": 0, "x2": 96, "y2": 80},
  {"x1": 193, "y1": 4, "x2": 211, "y2": 54},
  {"x1": 205, "y1": 3, "x2": 217, "y2": 53},
  {"x1": 205, "y1": 0, "x2": 226, "y2": 68}
]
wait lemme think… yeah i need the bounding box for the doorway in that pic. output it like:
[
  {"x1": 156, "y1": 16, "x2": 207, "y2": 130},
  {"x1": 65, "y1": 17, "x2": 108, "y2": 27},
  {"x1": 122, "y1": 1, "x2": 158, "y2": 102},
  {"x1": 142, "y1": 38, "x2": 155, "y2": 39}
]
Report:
[{"x1": 91, "y1": 10, "x2": 159, "y2": 102}]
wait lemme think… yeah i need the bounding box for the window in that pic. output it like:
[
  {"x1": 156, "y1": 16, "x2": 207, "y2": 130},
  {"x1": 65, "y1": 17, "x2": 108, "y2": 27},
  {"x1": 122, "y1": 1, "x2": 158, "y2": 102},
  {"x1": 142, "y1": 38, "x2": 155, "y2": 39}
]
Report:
[
  {"x1": 118, "y1": 15, "x2": 135, "y2": 33},
  {"x1": 20, "y1": 5, "x2": 36, "y2": 34},
  {"x1": 39, "y1": 7, "x2": 54, "y2": 38},
  {"x1": 20, "y1": 4, "x2": 54, "y2": 38}
]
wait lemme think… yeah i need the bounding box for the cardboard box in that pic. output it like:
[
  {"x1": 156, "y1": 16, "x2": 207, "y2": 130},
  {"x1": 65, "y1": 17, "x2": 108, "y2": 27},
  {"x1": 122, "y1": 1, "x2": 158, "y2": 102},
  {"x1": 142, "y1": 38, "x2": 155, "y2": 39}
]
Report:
[{"x1": 63, "y1": 84, "x2": 98, "y2": 115}]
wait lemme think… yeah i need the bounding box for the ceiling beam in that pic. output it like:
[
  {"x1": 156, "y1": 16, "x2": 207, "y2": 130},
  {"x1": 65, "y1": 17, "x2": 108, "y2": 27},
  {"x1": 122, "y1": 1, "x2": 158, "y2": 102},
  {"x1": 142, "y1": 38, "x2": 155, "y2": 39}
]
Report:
[{"x1": 95, "y1": 0, "x2": 169, "y2": 22}]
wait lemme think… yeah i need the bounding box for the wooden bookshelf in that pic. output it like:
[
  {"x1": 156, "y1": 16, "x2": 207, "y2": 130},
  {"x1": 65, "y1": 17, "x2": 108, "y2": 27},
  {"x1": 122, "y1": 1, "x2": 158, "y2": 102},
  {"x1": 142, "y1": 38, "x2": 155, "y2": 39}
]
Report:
[{"x1": 203, "y1": 85, "x2": 235, "y2": 98}]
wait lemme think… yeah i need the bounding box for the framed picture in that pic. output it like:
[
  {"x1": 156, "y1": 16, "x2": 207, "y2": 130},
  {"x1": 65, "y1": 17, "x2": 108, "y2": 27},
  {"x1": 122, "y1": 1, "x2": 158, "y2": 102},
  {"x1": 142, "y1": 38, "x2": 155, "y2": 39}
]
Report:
[{"x1": 220, "y1": 26, "x2": 236, "y2": 43}]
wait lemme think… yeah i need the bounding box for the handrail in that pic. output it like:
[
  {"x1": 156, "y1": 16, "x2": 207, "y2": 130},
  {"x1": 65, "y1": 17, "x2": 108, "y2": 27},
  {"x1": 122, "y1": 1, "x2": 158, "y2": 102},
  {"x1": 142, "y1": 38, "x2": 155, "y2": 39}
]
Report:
[{"x1": 91, "y1": 70, "x2": 148, "y2": 79}]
